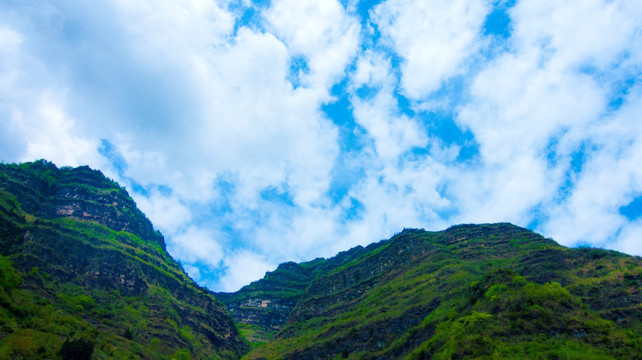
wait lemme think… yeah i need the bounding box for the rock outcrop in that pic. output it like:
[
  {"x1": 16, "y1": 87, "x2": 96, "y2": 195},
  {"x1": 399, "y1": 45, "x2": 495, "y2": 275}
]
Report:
[
  {"x1": 228, "y1": 224, "x2": 642, "y2": 359},
  {"x1": 0, "y1": 160, "x2": 248, "y2": 359}
]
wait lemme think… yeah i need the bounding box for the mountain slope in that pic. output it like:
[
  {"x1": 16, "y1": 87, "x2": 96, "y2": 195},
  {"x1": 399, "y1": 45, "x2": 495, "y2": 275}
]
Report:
[
  {"x1": 2, "y1": 160, "x2": 640, "y2": 359},
  {"x1": 222, "y1": 224, "x2": 642, "y2": 359},
  {"x1": 215, "y1": 242, "x2": 387, "y2": 344},
  {"x1": 0, "y1": 160, "x2": 248, "y2": 359}
]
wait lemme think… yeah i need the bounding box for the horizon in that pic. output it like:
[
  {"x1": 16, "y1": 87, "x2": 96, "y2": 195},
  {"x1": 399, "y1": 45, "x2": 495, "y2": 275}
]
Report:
[{"x1": 1, "y1": 0, "x2": 641, "y2": 291}]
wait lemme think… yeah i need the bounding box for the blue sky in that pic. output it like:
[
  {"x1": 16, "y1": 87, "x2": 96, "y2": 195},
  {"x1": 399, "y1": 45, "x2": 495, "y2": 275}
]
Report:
[{"x1": 1, "y1": 0, "x2": 642, "y2": 291}]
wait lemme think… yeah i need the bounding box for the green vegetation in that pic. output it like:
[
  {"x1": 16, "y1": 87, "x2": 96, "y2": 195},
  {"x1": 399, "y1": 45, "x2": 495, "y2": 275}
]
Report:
[
  {"x1": 2, "y1": 160, "x2": 641, "y2": 359},
  {"x1": 0, "y1": 160, "x2": 247, "y2": 359},
  {"x1": 235, "y1": 224, "x2": 641, "y2": 359},
  {"x1": 215, "y1": 244, "x2": 380, "y2": 344}
]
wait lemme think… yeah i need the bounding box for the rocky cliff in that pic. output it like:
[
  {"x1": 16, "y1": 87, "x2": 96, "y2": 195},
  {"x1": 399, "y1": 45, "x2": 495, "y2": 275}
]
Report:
[
  {"x1": 3, "y1": 160, "x2": 641, "y2": 359},
  {"x1": 226, "y1": 224, "x2": 642, "y2": 359},
  {"x1": 215, "y1": 243, "x2": 384, "y2": 344},
  {"x1": 0, "y1": 160, "x2": 248, "y2": 359}
]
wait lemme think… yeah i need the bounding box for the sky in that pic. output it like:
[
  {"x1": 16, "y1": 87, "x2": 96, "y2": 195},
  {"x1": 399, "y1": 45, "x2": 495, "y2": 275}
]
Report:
[{"x1": 1, "y1": 0, "x2": 642, "y2": 291}]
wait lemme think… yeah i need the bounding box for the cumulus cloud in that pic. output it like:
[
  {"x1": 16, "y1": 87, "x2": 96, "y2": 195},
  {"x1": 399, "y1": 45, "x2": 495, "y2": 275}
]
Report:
[
  {"x1": 15, "y1": 93, "x2": 102, "y2": 167},
  {"x1": 168, "y1": 226, "x2": 224, "y2": 269},
  {"x1": 216, "y1": 251, "x2": 272, "y2": 292},
  {"x1": 265, "y1": 0, "x2": 360, "y2": 89},
  {"x1": 350, "y1": 52, "x2": 428, "y2": 161},
  {"x1": 182, "y1": 263, "x2": 202, "y2": 282},
  {"x1": 1, "y1": 0, "x2": 641, "y2": 292},
  {"x1": 372, "y1": 0, "x2": 491, "y2": 98},
  {"x1": 199, "y1": 27, "x2": 341, "y2": 208},
  {"x1": 0, "y1": 22, "x2": 103, "y2": 167},
  {"x1": 614, "y1": 221, "x2": 642, "y2": 256},
  {"x1": 542, "y1": 84, "x2": 642, "y2": 249},
  {"x1": 454, "y1": 0, "x2": 642, "y2": 252},
  {"x1": 133, "y1": 190, "x2": 192, "y2": 235}
]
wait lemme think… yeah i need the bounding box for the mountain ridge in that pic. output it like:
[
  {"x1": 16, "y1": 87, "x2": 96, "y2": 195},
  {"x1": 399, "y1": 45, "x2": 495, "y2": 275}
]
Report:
[
  {"x1": 1, "y1": 160, "x2": 641, "y2": 359},
  {"x1": 219, "y1": 223, "x2": 642, "y2": 359},
  {"x1": 0, "y1": 160, "x2": 248, "y2": 359}
]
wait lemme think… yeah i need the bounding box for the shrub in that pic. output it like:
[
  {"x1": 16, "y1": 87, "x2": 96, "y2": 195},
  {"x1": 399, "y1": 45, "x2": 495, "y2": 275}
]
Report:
[{"x1": 59, "y1": 338, "x2": 95, "y2": 360}]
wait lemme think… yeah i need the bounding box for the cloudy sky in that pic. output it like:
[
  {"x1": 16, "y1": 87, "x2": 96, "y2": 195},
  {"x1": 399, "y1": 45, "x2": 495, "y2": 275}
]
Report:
[{"x1": 1, "y1": 0, "x2": 642, "y2": 291}]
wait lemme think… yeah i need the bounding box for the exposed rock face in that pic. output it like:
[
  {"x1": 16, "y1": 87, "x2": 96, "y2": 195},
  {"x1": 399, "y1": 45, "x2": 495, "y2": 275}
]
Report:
[
  {"x1": 5, "y1": 161, "x2": 640, "y2": 359},
  {"x1": 216, "y1": 262, "x2": 311, "y2": 342},
  {"x1": 226, "y1": 223, "x2": 642, "y2": 360},
  {"x1": 1, "y1": 160, "x2": 165, "y2": 249},
  {"x1": 215, "y1": 243, "x2": 384, "y2": 343},
  {"x1": 0, "y1": 160, "x2": 248, "y2": 359}
]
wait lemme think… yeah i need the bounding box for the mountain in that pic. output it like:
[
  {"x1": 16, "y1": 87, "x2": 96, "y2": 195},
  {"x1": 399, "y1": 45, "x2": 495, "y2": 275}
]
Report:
[
  {"x1": 0, "y1": 160, "x2": 248, "y2": 359},
  {"x1": 215, "y1": 242, "x2": 387, "y2": 345},
  {"x1": 220, "y1": 224, "x2": 642, "y2": 359},
  {"x1": 2, "y1": 160, "x2": 641, "y2": 360}
]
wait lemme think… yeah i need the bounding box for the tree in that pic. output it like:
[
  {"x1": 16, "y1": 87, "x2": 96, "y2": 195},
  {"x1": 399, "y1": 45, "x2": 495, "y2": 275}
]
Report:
[{"x1": 59, "y1": 338, "x2": 94, "y2": 360}]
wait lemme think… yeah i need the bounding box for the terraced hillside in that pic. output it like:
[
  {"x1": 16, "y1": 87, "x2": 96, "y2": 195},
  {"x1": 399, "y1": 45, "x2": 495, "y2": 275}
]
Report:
[
  {"x1": 0, "y1": 160, "x2": 247, "y2": 359},
  {"x1": 2, "y1": 160, "x2": 641, "y2": 359},
  {"x1": 223, "y1": 224, "x2": 642, "y2": 359}
]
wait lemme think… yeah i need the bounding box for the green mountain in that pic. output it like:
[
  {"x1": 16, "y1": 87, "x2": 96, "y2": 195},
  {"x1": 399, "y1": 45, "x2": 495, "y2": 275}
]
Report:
[
  {"x1": 2, "y1": 161, "x2": 641, "y2": 360},
  {"x1": 0, "y1": 160, "x2": 247, "y2": 359},
  {"x1": 220, "y1": 224, "x2": 642, "y2": 359}
]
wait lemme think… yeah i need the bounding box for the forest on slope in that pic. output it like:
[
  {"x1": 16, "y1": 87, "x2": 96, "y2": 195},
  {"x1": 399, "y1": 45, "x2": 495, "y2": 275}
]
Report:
[
  {"x1": 1, "y1": 161, "x2": 641, "y2": 359},
  {"x1": 221, "y1": 224, "x2": 642, "y2": 359},
  {"x1": 0, "y1": 161, "x2": 247, "y2": 359}
]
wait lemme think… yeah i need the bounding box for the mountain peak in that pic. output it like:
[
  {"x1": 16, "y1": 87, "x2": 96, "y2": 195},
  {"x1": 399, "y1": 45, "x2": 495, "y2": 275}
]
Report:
[
  {"x1": 2, "y1": 161, "x2": 641, "y2": 359},
  {"x1": 0, "y1": 161, "x2": 247, "y2": 359},
  {"x1": 219, "y1": 222, "x2": 641, "y2": 359},
  {"x1": 0, "y1": 160, "x2": 165, "y2": 250}
]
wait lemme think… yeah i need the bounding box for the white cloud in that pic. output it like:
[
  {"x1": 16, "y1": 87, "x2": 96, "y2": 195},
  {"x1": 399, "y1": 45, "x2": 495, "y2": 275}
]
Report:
[
  {"x1": 168, "y1": 226, "x2": 224, "y2": 268},
  {"x1": 1, "y1": 0, "x2": 642, "y2": 291},
  {"x1": 459, "y1": 55, "x2": 606, "y2": 164},
  {"x1": 0, "y1": 26, "x2": 27, "y2": 159},
  {"x1": 133, "y1": 190, "x2": 193, "y2": 236},
  {"x1": 351, "y1": 50, "x2": 389, "y2": 88},
  {"x1": 512, "y1": 0, "x2": 642, "y2": 70},
  {"x1": 113, "y1": 0, "x2": 235, "y2": 62},
  {"x1": 0, "y1": 25, "x2": 21, "y2": 43},
  {"x1": 182, "y1": 264, "x2": 202, "y2": 282},
  {"x1": 265, "y1": 0, "x2": 361, "y2": 89},
  {"x1": 453, "y1": 0, "x2": 642, "y2": 252},
  {"x1": 197, "y1": 27, "x2": 340, "y2": 209},
  {"x1": 452, "y1": 154, "x2": 559, "y2": 226},
  {"x1": 0, "y1": 24, "x2": 103, "y2": 167},
  {"x1": 217, "y1": 251, "x2": 273, "y2": 292},
  {"x1": 372, "y1": 0, "x2": 491, "y2": 98},
  {"x1": 0, "y1": 26, "x2": 22, "y2": 63},
  {"x1": 9, "y1": 91, "x2": 102, "y2": 168},
  {"x1": 352, "y1": 95, "x2": 428, "y2": 162},
  {"x1": 613, "y1": 221, "x2": 642, "y2": 256},
  {"x1": 350, "y1": 51, "x2": 428, "y2": 161},
  {"x1": 542, "y1": 84, "x2": 642, "y2": 251},
  {"x1": 349, "y1": 158, "x2": 451, "y2": 234}
]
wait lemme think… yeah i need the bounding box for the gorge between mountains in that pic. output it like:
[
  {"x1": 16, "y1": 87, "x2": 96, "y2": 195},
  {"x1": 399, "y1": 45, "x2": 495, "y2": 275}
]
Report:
[{"x1": 0, "y1": 161, "x2": 640, "y2": 359}]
